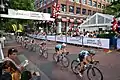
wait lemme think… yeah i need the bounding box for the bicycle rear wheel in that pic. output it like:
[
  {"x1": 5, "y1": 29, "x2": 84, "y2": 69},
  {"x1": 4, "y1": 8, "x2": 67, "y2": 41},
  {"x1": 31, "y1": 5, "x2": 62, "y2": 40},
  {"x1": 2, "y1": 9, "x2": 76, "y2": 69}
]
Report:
[
  {"x1": 87, "y1": 67, "x2": 103, "y2": 80},
  {"x1": 38, "y1": 47, "x2": 43, "y2": 56},
  {"x1": 43, "y1": 50, "x2": 48, "y2": 59},
  {"x1": 61, "y1": 56, "x2": 70, "y2": 68},
  {"x1": 71, "y1": 60, "x2": 80, "y2": 74}
]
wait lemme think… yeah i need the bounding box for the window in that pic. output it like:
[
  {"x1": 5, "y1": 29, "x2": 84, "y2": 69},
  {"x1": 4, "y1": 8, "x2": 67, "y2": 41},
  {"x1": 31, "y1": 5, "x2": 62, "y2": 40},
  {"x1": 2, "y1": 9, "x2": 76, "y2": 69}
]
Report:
[
  {"x1": 102, "y1": 4, "x2": 105, "y2": 9},
  {"x1": 69, "y1": 6, "x2": 74, "y2": 13},
  {"x1": 61, "y1": 4, "x2": 67, "y2": 12},
  {"x1": 82, "y1": 8, "x2": 86, "y2": 15},
  {"x1": 43, "y1": 9, "x2": 46, "y2": 13},
  {"x1": 93, "y1": 11, "x2": 96, "y2": 14},
  {"x1": 48, "y1": 7, "x2": 51, "y2": 13},
  {"x1": 88, "y1": 10, "x2": 91, "y2": 15},
  {"x1": 76, "y1": 7, "x2": 81, "y2": 14},
  {"x1": 81, "y1": 0, "x2": 87, "y2": 4},
  {"x1": 98, "y1": 3, "x2": 101, "y2": 8},
  {"x1": 88, "y1": 0, "x2": 92, "y2": 6},
  {"x1": 93, "y1": 1, "x2": 97, "y2": 7},
  {"x1": 75, "y1": 0, "x2": 80, "y2": 3}
]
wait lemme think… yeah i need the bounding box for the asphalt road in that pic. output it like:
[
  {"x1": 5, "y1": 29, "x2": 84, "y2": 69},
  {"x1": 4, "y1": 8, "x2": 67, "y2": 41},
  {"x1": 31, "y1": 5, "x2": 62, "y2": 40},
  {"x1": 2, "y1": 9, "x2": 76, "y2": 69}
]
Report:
[{"x1": 3, "y1": 37, "x2": 120, "y2": 80}]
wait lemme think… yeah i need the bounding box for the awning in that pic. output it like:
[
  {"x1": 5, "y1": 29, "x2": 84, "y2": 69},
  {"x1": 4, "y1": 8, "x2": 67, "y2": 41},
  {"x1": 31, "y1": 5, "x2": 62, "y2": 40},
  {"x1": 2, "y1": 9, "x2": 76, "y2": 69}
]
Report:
[
  {"x1": 62, "y1": 18, "x2": 68, "y2": 22},
  {"x1": 69, "y1": 19, "x2": 74, "y2": 23}
]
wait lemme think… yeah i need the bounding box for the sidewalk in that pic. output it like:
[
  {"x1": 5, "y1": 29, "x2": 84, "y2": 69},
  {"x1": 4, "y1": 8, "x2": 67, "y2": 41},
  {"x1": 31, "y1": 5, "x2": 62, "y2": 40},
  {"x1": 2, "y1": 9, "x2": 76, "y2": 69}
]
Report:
[{"x1": 3, "y1": 37, "x2": 51, "y2": 80}]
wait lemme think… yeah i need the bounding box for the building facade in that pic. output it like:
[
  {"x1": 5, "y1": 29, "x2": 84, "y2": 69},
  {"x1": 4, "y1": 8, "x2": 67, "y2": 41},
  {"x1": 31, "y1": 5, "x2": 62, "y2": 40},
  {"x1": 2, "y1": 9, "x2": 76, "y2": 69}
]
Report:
[{"x1": 34, "y1": 0, "x2": 111, "y2": 33}]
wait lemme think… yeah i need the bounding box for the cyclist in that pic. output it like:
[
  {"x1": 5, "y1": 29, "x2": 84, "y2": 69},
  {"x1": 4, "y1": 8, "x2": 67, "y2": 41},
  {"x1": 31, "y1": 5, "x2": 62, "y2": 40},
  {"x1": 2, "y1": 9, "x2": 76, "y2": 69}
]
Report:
[
  {"x1": 55, "y1": 43, "x2": 67, "y2": 62},
  {"x1": 77, "y1": 49, "x2": 96, "y2": 77},
  {"x1": 40, "y1": 41, "x2": 46, "y2": 50}
]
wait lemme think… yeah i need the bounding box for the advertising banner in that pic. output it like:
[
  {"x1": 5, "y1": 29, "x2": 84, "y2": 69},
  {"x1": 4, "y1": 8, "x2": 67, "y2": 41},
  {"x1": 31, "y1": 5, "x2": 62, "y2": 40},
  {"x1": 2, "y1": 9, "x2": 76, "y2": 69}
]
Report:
[
  {"x1": 47, "y1": 35, "x2": 56, "y2": 41},
  {"x1": 83, "y1": 37, "x2": 110, "y2": 49},
  {"x1": 67, "y1": 37, "x2": 83, "y2": 45},
  {"x1": 56, "y1": 35, "x2": 66, "y2": 42}
]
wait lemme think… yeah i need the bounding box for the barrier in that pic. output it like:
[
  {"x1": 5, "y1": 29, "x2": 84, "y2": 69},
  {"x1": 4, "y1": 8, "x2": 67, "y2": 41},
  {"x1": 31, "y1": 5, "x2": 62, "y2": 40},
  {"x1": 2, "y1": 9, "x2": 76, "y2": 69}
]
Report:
[
  {"x1": 47, "y1": 35, "x2": 56, "y2": 41},
  {"x1": 117, "y1": 38, "x2": 120, "y2": 49},
  {"x1": 67, "y1": 36, "x2": 83, "y2": 45},
  {"x1": 56, "y1": 35, "x2": 66, "y2": 42},
  {"x1": 28, "y1": 34, "x2": 110, "y2": 49},
  {"x1": 83, "y1": 37, "x2": 110, "y2": 49},
  {"x1": 0, "y1": 43, "x2": 4, "y2": 62}
]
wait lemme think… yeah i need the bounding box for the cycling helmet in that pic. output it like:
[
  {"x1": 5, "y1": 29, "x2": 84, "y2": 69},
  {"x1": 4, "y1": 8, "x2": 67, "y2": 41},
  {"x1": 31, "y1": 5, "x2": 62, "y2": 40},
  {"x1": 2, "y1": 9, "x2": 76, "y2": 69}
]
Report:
[
  {"x1": 62, "y1": 43, "x2": 66, "y2": 47},
  {"x1": 89, "y1": 49, "x2": 96, "y2": 55}
]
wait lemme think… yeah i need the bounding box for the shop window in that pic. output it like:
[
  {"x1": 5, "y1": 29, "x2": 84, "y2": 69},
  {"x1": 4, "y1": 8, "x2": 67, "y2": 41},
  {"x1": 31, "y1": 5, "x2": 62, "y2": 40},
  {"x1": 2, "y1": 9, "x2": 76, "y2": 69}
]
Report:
[
  {"x1": 61, "y1": 4, "x2": 67, "y2": 12},
  {"x1": 82, "y1": 8, "x2": 86, "y2": 15},
  {"x1": 76, "y1": 7, "x2": 81, "y2": 14},
  {"x1": 69, "y1": 6, "x2": 74, "y2": 13}
]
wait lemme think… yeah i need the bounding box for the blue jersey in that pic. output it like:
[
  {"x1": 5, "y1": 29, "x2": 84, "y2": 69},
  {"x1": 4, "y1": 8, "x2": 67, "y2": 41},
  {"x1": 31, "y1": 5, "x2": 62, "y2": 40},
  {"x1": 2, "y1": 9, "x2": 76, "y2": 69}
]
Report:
[
  {"x1": 55, "y1": 44, "x2": 62, "y2": 49},
  {"x1": 79, "y1": 50, "x2": 90, "y2": 58}
]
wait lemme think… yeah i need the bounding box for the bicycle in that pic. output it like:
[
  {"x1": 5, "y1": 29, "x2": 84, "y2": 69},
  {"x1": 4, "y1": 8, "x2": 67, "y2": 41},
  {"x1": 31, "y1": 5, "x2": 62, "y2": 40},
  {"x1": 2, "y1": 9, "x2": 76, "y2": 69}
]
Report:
[
  {"x1": 71, "y1": 59, "x2": 103, "y2": 80},
  {"x1": 53, "y1": 52, "x2": 70, "y2": 68},
  {"x1": 38, "y1": 44, "x2": 48, "y2": 59}
]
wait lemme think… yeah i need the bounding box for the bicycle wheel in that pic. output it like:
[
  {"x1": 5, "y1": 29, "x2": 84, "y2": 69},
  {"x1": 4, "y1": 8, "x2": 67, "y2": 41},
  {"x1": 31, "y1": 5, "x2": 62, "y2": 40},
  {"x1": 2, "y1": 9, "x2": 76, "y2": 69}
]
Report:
[
  {"x1": 87, "y1": 67, "x2": 103, "y2": 80},
  {"x1": 61, "y1": 56, "x2": 70, "y2": 68},
  {"x1": 43, "y1": 50, "x2": 48, "y2": 59},
  {"x1": 32, "y1": 45, "x2": 36, "y2": 52},
  {"x1": 53, "y1": 53, "x2": 58, "y2": 62},
  {"x1": 38, "y1": 47, "x2": 43, "y2": 56},
  {"x1": 71, "y1": 60, "x2": 80, "y2": 74}
]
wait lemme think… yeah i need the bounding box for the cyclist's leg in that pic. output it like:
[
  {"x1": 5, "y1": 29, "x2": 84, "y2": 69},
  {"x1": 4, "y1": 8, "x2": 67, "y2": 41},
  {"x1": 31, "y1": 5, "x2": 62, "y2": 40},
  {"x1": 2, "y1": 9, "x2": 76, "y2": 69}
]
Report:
[{"x1": 78, "y1": 55, "x2": 85, "y2": 76}]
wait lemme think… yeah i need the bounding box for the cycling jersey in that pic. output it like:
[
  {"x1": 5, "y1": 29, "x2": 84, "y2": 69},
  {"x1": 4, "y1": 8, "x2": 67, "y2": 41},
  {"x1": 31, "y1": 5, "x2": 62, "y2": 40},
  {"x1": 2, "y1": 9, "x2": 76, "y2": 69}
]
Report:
[
  {"x1": 78, "y1": 50, "x2": 90, "y2": 61},
  {"x1": 55, "y1": 44, "x2": 62, "y2": 49}
]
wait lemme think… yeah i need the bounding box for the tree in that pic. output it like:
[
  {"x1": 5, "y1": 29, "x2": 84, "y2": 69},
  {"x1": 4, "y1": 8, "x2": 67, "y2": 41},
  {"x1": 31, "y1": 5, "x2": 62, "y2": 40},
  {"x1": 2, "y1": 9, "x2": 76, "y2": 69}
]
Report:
[
  {"x1": 1, "y1": 0, "x2": 35, "y2": 31},
  {"x1": 103, "y1": 0, "x2": 120, "y2": 18}
]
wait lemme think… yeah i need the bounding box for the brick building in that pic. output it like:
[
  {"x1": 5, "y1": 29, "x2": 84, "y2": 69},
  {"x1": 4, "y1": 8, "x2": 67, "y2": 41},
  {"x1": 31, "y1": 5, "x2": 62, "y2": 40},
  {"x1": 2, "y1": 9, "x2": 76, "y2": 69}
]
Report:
[{"x1": 34, "y1": 0, "x2": 111, "y2": 33}]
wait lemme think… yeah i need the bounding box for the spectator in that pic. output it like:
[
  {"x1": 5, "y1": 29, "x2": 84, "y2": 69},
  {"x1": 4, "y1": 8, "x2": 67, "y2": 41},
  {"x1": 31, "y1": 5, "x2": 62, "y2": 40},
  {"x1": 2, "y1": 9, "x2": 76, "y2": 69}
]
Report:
[
  {"x1": 4, "y1": 48, "x2": 24, "y2": 71},
  {"x1": 1, "y1": 60, "x2": 21, "y2": 80}
]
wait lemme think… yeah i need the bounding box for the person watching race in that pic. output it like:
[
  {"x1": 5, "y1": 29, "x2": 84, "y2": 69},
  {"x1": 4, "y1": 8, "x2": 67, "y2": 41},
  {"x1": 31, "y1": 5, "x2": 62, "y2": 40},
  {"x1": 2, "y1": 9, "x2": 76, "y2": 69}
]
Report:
[{"x1": 77, "y1": 49, "x2": 96, "y2": 77}]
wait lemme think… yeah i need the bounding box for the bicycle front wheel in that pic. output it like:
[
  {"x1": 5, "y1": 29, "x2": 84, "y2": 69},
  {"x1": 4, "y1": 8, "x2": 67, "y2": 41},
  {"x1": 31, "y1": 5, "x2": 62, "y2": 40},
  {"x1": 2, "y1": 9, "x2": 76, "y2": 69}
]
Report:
[
  {"x1": 87, "y1": 67, "x2": 103, "y2": 80},
  {"x1": 61, "y1": 56, "x2": 70, "y2": 68}
]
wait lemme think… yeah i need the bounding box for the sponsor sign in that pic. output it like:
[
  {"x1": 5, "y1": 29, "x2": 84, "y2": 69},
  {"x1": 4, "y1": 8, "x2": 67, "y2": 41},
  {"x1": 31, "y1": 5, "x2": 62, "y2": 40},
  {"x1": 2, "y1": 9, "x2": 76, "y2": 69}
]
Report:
[
  {"x1": 117, "y1": 38, "x2": 120, "y2": 49},
  {"x1": 67, "y1": 36, "x2": 83, "y2": 45},
  {"x1": 83, "y1": 37, "x2": 110, "y2": 49},
  {"x1": 36, "y1": 35, "x2": 46, "y2": 40},
  {"x1": 47, "y1": 35, "x2": 56, "y2": 41},
  {"x1": 56, "y1": 35, "x2": 66, "y2": 42}
]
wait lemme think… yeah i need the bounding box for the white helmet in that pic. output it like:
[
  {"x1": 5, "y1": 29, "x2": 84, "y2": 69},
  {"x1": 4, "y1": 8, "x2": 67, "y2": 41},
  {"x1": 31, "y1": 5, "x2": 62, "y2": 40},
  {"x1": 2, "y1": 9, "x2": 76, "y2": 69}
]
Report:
[{"x1": 62, "y1": 43, "x2": 66, "y2": 47}]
